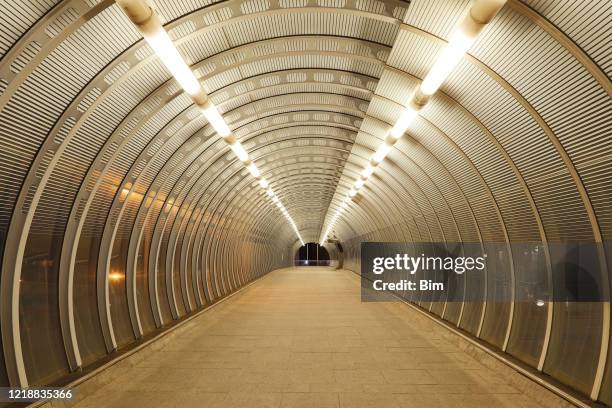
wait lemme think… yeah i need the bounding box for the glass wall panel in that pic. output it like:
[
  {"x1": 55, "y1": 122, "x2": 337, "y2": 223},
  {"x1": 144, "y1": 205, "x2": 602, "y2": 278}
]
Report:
[
  {"x1": 108, "y1": 237, "x2": 134, "y2": 347},
  {"x1": 171, "y1": 237, "x2": 187, "y2": 316},
  {"x1": 172, "y1": 229, "x2": 189, "y2": 314},
  {"x1": 507, "y1": 243, "x2": 549, "y2": 367},
  {"x1": 135, "y1": 232, "x2": 155, "y2": 334},
  {"x1": 479, "y1": 243, "x2": 512, "y2": 348},
  {"x1": 459, "y1": 243, "x2": 486, "y2": 335},
  {"x1": 183, "y1": 229, "x2": 205, "y2": 308},
  {"x1": 74, "y1": 233, "x2": 107, "y2": 365},
  {"x1": 179, "y1": 222, "x2": 196, "y2": 309},
  {"x1": 429, "y1": 246, "x2": 447, "y2": 316},
  {"x1": 441, "y1": 243, "x2": 464, "y2": 325},
  {"x1": 184, "y1": 233, "x2": 196, "y2": 308},
  {"x1": 197, "y1": 232, "x2": 213, "y2": 304},
  {"x1": 544, "y1": 302, "x2": 601, "y2": 394},
  {"x1": 203, "y1": 232, "x2": 219, "y2": 300},
  {"x1": 597, "y1": 243, "x2": 612, "y2": 406},
  {"x1": 156, "y1": 232, "x2": 174, "y2": 323},
  {"x1": 164, "y1": 207, "x2": 186, "y2": 316},
  {"x1": 0, "y1": 232, "x2": 10, "y2": 387},
  {"x1": 21, "y1": 232, "x2": 68, "y2": 385},
  {"x1": 146, "y1": 201, "x2": 172, "y2": 324},
  {"x1": 213, "y1": 238, "x2": 227, "y2": 296},
  {"x1": 543, "y1": 243, "x2": 603, "y2": 394},
  {"x1": 414, "y1": 242, "x2": 434, "y2": 307},
  {"x1": 163, "y1": 233, "x2": 185, "y2": 317}
]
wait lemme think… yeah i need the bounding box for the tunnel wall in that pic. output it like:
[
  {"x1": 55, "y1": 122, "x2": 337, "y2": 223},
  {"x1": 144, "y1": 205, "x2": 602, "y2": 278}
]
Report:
[
  {"x1": 0, "y1": 0, "x2": 327, "y2": 390},
  {"x1": 340, "y1": 226, "x2": 612, "y2": 403},
  {"x1": 20, "y1": 220, "x2": 291, "y2": 387},
  {"x1": 321, "y1": 242, "x2": 342, "y2": 269},
  {"x1": 314, "y1": 1, "x2": 612, "y2": 404},
  {"x1": 0, "y1": 0, "x2": 610, "y2": 405}
]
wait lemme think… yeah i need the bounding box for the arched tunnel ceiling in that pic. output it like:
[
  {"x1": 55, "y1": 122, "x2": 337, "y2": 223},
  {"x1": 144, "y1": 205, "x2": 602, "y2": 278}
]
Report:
[
  {"x1": 0, "y1": 1, "x2": 397, "y2": 246},
  {"x1": 321, "y1": 6, "x2": 611, "y2": 245},
  {"x1": 0, "y1": 0, "x2": 611, "y2": 398},
  {"x1": 0, "y1": 0, "x2": 608, "y2": 251}
]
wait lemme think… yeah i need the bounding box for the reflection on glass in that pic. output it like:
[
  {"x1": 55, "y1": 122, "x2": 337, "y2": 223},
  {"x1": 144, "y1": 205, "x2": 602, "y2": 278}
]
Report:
[
  {"x1": 74, "y1": 233, "x2": 107, "y2": 365},
  {"x1": 598, "y1": 243, "x2": 612, "y2": 406},
  {"x1": 108, "y1": 237, "x2": 135, "y2": 346},
  {"x1": 21, "y1": 232, "x2": 69, "y2": 385},
  {"x1": 479, "y1": 243, "x2": 511, "y2": 348},
  {"x1": 544, "y1": 243, "x2": 604, "y2": 394},
  {"x1": 135, "y1": 232, "x2": 155, "y2": 334},
  {"x1": 156, "y1": 232, "x2": 174, "y2": 323},
  {"x1": 507, "y1": 243, "x2": 549, "y2": 367}
]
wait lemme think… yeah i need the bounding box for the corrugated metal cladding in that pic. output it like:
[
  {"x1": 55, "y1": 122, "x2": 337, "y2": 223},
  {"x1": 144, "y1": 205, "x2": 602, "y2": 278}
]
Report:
[{"x1": 0, "y1": 0, "x2": 609, "y2": 403}]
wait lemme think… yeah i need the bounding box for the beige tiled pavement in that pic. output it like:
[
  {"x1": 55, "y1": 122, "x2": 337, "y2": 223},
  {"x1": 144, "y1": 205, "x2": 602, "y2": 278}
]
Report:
[{"x1": 73, "y1": 267, "x2": 546, "y2": 408}]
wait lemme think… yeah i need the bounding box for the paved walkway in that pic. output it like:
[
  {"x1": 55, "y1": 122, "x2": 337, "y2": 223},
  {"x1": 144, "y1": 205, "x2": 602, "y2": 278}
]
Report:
[{"x1": 75, "y1": 267, "x2": 545, "y2": 407}]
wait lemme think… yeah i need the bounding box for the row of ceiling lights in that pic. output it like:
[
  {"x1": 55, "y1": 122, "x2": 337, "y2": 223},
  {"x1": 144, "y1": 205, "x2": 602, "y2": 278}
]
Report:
[
  {"x1": 319, "y1": 0, "x2": 506, "y2": 245},
  {"x1": 116, "y1": 0, "x2": 305, "y2": 246}
]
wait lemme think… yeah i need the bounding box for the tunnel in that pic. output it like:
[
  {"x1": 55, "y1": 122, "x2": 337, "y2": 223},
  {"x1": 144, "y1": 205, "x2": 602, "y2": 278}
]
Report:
[{"x1": 0, "y1": 0, "x2": 610, "y2": 406}]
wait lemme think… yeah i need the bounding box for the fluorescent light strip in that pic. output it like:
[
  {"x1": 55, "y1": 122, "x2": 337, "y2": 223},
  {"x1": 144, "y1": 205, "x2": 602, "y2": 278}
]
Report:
[
  {"x1": 229, "y1": 141, "x2": 249, "y2": 163},
  {"x1": 320, "y1": 0, "x2": 506, "y2": 245},
  {"x1": 420, "y1": 30, "x2": 475, "y2": 96},
  {"x1": 145, "y1": 30, "x2": 201, "y2": 96},
  {"x1": 201, "y1": 105, "x2": 231, "y2": 137},
  {"x1": 117, "y1": 0, "x2": 304, "y2": 245}
]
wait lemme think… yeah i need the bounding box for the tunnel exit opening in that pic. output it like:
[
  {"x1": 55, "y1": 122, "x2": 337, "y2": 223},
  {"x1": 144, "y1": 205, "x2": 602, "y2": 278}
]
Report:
[{"x1": 294, "y1": 242, "x2": 330, "y2": 266}]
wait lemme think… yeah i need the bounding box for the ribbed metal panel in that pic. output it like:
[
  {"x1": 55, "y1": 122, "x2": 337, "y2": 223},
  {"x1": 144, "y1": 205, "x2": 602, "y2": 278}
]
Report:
[
  {"x1": 0, "y1": 6, "x2": 137, "y2": 233},
  {"x1": 387, "y1": 29, "x2": 442, "y2": 80},
  {"x1": 403, "y1": 0, "x2": 469, "y2": 38},
  {"x1": 154, "y1": 0, "x2": 219, "y2": 22},
  {"x1": 580, "y1": 156, "x2": 612, "y2": 238},
  {"x1": 238, "y1": 54, "x2": 385, "y2": 82},
  {"x1": 398, "y1": 140, "x2": 464, "y2": 241},
  {"x1": 436, "y1": 61, "x2": 591, "y2": 241},
  {"x1": 225, "y1": 13, "x2": 398, "y2": 46},
  {"x1": 375, "y1": 68, "x2": 419, "y2": 106},
  {"x1": 83, "y1": 96, "x2": 194, "y2": 239},
  {"x1": 0, "y1": 0, "x2": 59, "y2": 59},
  {"x1": 33, "y1": 64, "x2": 170, "y2": 232},
  {"x1": 469, "y1": 10, "x2": 604, "y2": 240},
  {"x1": 524, "y1": 0, "x2": 611, "y2": 76},
  {"x1": 421, "y1": 95, "x2": 536, "y2": 242},
  {"x1": 115, "y1": 133, "x2": 198, "y2": 241},
  {"x1": 408, "y1": 122, "x2": 484, "y2": 242}
]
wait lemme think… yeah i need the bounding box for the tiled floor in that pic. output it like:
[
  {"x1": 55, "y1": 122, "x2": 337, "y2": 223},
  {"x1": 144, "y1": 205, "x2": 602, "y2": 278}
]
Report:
[{"x1": 74, "y1": 267, "x2": 545, "y2": 407}]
